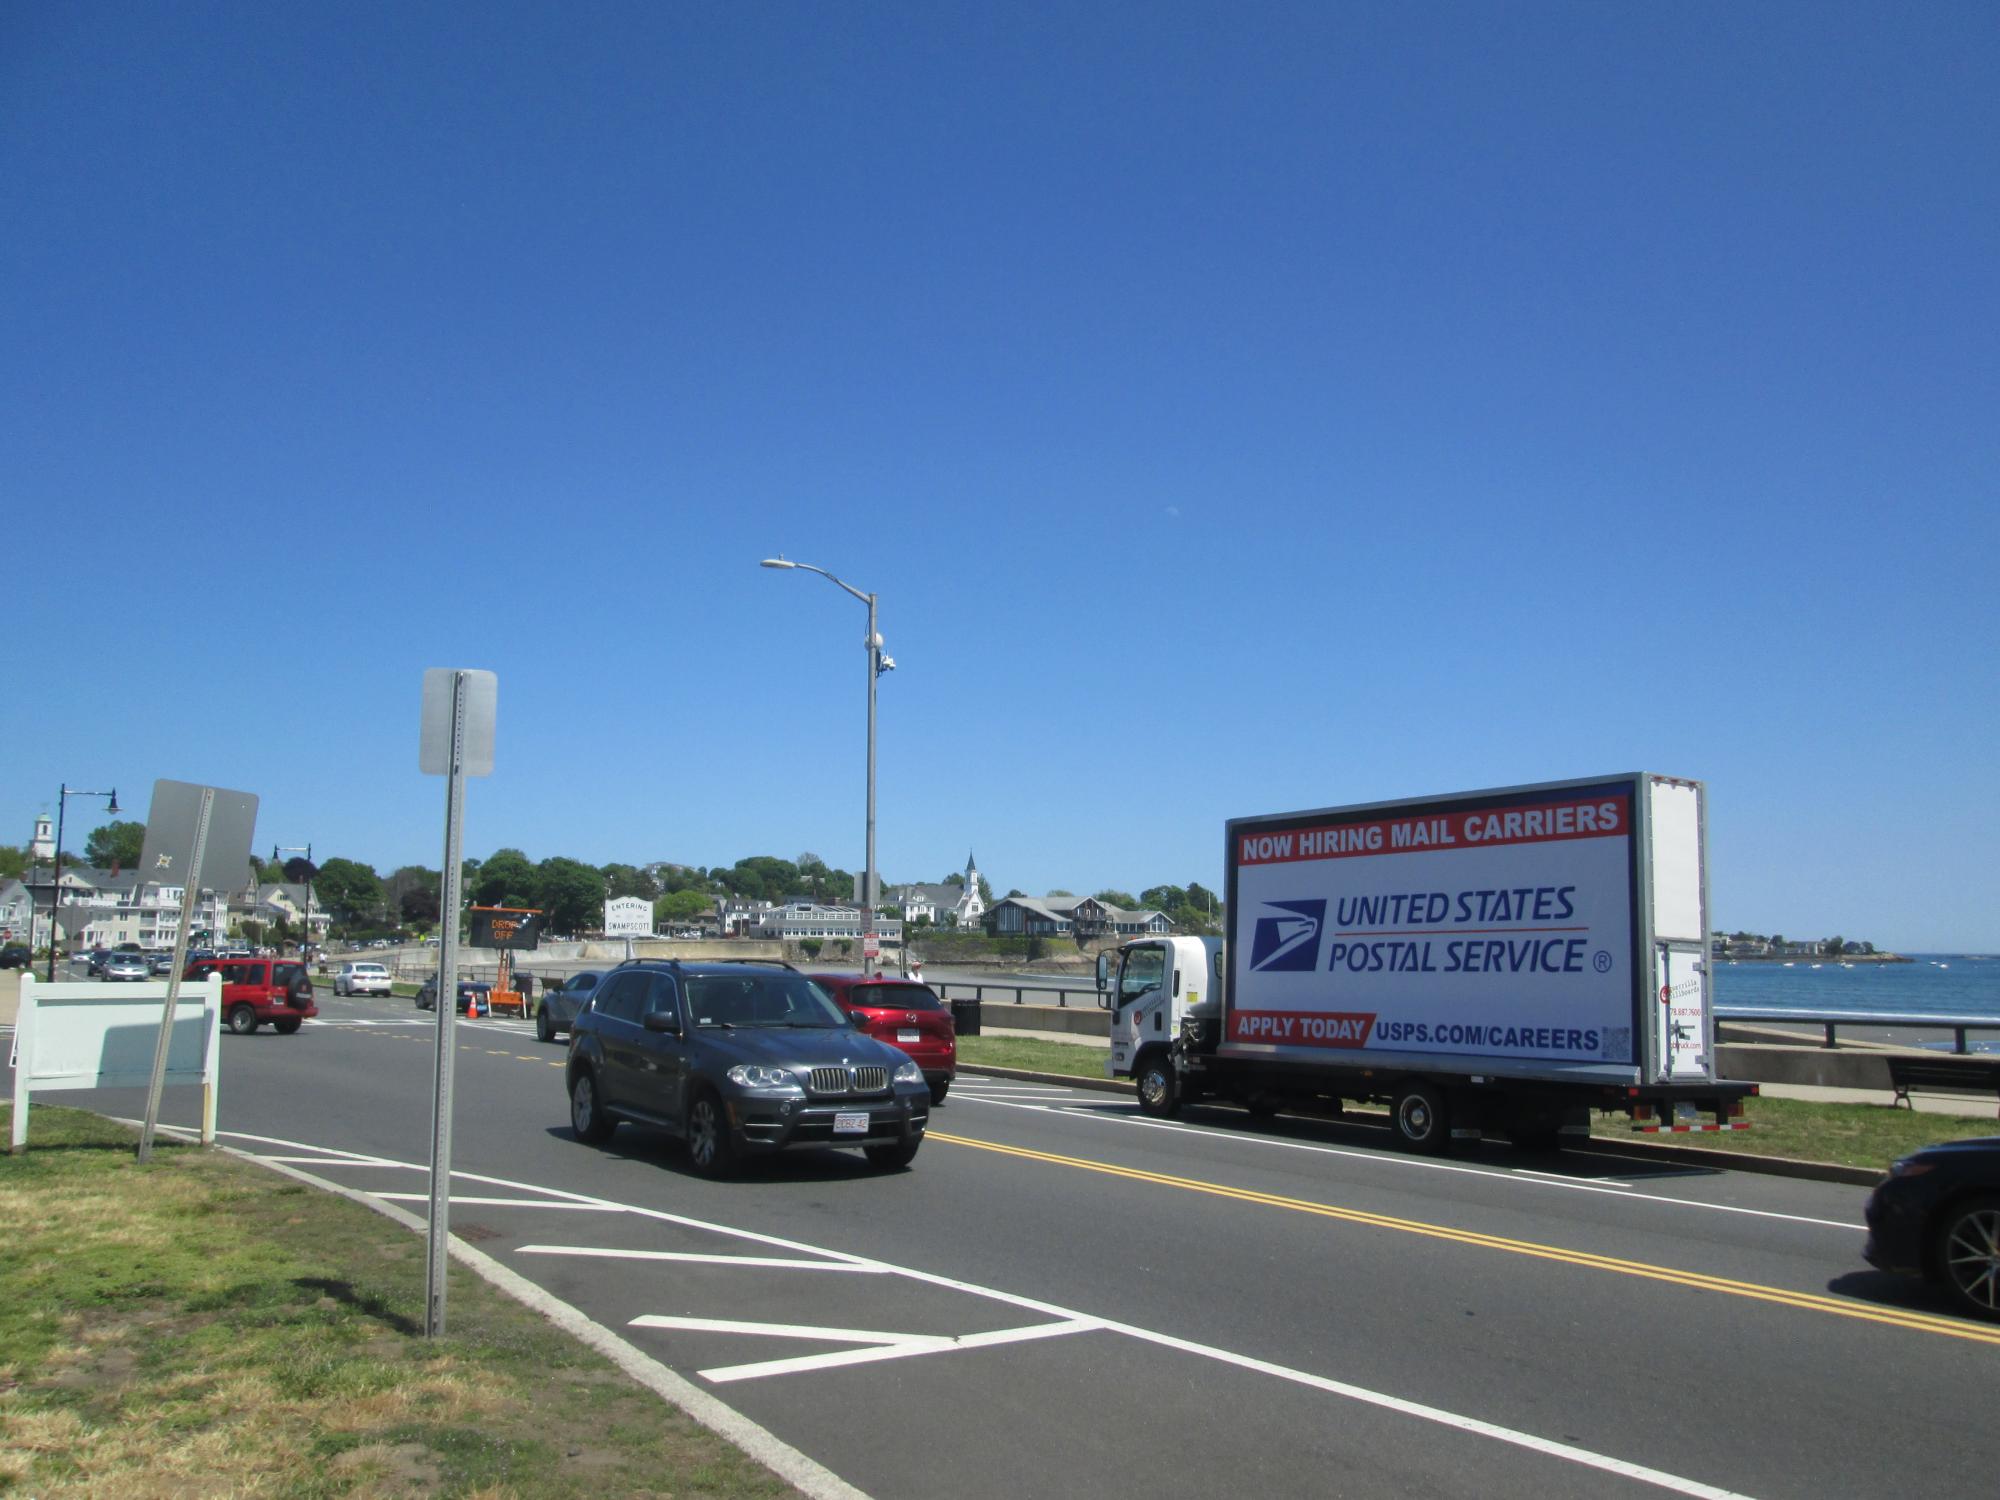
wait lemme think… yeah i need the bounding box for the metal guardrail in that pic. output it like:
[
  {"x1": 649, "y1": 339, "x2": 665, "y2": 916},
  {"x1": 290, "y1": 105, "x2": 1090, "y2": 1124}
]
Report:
[
  {"x1": 1715, "y1": 1006, "x2": 2000, "y2": 1055},
  {"x1": 931, "y1": 979, "x2": 1101, "y2": 1010}
]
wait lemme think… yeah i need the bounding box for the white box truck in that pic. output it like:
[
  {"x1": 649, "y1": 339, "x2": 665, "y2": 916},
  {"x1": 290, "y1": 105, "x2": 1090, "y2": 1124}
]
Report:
[{"x1": 1097, "y1": 773, "x2": 1754, "y2": 1151}]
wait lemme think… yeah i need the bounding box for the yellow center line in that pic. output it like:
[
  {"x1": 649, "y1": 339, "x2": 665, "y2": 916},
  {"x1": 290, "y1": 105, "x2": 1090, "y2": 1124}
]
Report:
[{"x1": 928, "y1": 1131, "x2": 2000, "y2": 1347}]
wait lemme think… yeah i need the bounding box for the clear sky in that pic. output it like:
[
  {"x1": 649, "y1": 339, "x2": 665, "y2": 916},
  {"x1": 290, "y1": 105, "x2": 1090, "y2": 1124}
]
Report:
[{"x1": 5, "y1": 3, "x2": 1995, "y2": 950}]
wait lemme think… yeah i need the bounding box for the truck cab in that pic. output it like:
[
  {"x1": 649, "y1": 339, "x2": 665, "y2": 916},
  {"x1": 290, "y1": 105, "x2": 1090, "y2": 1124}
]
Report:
[{"x1": 1098, "y1": 936, "x2": 1222, "y2": 1111}]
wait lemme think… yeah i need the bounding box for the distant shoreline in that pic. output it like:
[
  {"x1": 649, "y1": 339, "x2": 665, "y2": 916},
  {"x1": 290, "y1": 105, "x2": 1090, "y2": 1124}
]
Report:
[{"x1": 1720, "y1": 953, "x2": 1911, "y2": 965}]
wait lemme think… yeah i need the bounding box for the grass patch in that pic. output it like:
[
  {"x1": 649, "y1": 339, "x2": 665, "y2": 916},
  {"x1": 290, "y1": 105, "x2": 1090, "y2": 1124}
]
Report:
[
  {"x1": 956, "y1": 1039, "x2": 1995, "y2": 1172},
  {"x1": 1588, "y1": 1092, "x2": 1994, "y2": 1170},
  {"x1": 959, "y1": 1034, "x2": 1106, "y2": 1078},
  {"x1": 0, "y1": 1105, "x2": 800, "y2": 1499}
]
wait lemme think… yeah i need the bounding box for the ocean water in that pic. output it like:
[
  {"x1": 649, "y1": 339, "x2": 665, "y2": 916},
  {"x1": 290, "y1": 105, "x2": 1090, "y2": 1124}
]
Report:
[{"x1": 1713, "y1": 954, "x2": 2000, "y2": 1019}]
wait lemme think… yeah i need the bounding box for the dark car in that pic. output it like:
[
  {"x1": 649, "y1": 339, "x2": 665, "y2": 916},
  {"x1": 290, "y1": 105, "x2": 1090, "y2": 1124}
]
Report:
[
  {"x1": 565, "y1": 960, "x2": 930, "y2": 1175},
  {"x1": 415, "y1": 977, "x2": 494, "y2": 1014},
  {"x1": 807, "y1": 972, "x2": 956, "y2": 1105},
  {"x1": 85, "y1": 947, "x2": 112, "y2": 976},
  {"x1": 1863, "y1": 1135, "x2": 2000, "y2": 1320},
  {"x1": 0, "y1": 943, "x2": 30, "y2": 970},
  {"x1": 535, "y1": 970, "x2": 603, "y2": 1044}
]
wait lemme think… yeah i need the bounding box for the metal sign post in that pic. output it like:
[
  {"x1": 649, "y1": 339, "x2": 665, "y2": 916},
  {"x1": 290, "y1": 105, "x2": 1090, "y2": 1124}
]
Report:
[
  {"x1": 136, "y1": 779, "x2": 258, "y2": 1164},
  {"x1": 419, "y1": 668, "x2": 496, "y2": 1339}
]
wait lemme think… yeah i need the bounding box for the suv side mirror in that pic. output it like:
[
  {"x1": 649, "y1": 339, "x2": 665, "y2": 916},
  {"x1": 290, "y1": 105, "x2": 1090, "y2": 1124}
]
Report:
[{"x1": 642, "y1": 1010, "x2": 681, "y2": 1035}]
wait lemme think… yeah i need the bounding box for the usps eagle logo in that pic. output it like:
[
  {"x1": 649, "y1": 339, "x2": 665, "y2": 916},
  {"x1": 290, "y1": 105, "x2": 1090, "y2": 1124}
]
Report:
[{"x1": 1248, "y1": 899, "x2": 1325, "y2": 972}]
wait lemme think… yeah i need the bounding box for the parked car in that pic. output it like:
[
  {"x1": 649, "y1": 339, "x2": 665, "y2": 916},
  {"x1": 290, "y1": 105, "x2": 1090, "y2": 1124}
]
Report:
[
  {"x1": 807, "y1": 971, "x2": 956, "y2": 1105},
  {"x1": 85, "y1": 947, "x2": 112, "y2": 976},
  {"x1": 182, "y1": 955, "x2": 318, "y2": 1034},
  {"x1": 1864, "y1": 1136, "x2": 2000, "y2": 1321},
  {"x1": 103, "y1": 952, "x2": 152, "y2": 981},
  {"x1": 565, "y1": 960, "x2": 930, "y2": 1175},
  {"x1": 334, "y1": 961, "x2": 394, "y2": 997},
  {"x1": 146, "y1": 950, "x2": 175, "y2": 975},
  {"x1": 0, "y1": 943, "x2": 30, "y2": 970},
  {"x1": 414, "y1": 977, "x2": 493, "y2": 1014},
  {"x1": 535, "y1": 970, "x2": 604, "y2": 1043}
]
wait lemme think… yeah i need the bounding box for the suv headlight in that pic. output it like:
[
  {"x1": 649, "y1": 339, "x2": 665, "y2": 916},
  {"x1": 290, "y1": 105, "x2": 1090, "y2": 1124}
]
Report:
[
  {"x1": 726, "y1": 1064, "x2": 800, "y2": 1091},
  {"x1": 893, "y1": 1060, "x2": 923, "y2": 1085}
]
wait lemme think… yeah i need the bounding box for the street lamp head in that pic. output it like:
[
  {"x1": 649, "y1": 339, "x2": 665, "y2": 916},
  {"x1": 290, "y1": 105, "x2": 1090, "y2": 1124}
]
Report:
[
  {"x1": 106, "y1": 790, "x2": 119, "y2": 814},
  {"x1": 759, "y1": 558, "x2": 796, "y2": 569}
]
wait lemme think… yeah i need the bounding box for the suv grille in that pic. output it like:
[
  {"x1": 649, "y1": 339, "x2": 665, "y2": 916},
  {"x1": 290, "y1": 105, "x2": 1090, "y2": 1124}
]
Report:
[{"x1": 808, "y1": 1065, "x2": 890, "y2": 1096}]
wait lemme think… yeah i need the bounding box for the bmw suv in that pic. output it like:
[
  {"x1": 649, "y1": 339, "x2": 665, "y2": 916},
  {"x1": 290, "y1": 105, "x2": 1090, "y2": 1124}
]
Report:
[{"x1": 564, "y1": 961, "x2": 930, "y2": 1175}]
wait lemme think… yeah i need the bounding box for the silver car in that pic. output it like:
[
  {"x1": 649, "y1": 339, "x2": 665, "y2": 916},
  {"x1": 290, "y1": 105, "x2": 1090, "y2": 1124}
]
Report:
[{"x1": 103, "y1": 952, "x2": 152, "y2": 982}]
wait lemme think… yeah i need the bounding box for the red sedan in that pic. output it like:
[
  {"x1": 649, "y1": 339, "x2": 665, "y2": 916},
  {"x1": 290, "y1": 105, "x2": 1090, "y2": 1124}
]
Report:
[{"x1": 808, "y1": 972, "x2": 957, "y2": 1105}]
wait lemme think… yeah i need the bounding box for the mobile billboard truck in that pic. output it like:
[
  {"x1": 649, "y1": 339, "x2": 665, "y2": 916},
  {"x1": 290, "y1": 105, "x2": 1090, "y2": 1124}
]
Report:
[{"x1": 1097, "y1": 774, "x2": 1755, "y2": 1151}]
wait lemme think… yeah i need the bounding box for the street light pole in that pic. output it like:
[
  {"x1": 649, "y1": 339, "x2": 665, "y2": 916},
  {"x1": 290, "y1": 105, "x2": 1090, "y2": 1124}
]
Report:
[
  {"x1": 761, "y1": 557, "x2": 894, "y2": 976},
  {"x1": 45, "y1": 784, "x2": 118, "y2": 981}
]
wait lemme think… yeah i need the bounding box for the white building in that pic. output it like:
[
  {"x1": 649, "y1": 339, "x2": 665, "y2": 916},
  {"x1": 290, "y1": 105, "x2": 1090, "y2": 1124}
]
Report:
[
  {"x1": 751, "y1": 902, "x2": 904, "y2": 944},
  {"x1": 878, "y1": 851, "x2": 987, "y2": 930}
]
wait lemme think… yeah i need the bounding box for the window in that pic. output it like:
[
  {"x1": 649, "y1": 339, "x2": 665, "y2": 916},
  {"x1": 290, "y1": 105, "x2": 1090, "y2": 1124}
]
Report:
[
  {"x1": 595, "y1": 972, "x2": 647, "y2": 1024},
  {"x1": 644, "y1": 974, "x2": 680, "y2": 1024},
  {"x1": 1119, "y1": 945, "x2": 1166, "y2": 1005}
]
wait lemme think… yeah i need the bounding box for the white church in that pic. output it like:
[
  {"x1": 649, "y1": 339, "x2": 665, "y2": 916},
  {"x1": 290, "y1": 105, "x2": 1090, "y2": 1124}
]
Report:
[{"x1": 874, "y1": 852, "x2": 987, "y2": 930}]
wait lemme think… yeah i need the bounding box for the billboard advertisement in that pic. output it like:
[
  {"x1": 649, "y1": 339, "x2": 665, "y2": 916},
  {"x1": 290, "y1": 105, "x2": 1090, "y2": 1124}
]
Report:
[{"x1": 1228, "y1": 784, "x2": 1637, "y2": 1066}]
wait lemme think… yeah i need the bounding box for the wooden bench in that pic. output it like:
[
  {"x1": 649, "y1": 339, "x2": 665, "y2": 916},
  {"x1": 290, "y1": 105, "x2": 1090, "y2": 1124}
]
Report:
[{"x1": 1885, "y1": 1054, "x2": 2000, "y2": 1115}]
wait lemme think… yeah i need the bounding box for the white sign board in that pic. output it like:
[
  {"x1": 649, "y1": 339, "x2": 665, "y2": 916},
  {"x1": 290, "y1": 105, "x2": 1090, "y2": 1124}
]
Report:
[
  {"x1": 1229, "y1": 785, "x2": 1637, "y2": 1067},
  {"x1": 420, "y1": 669, "x2": 497, "y2": 777},
  {"x1": 10, "y1": 973, "x2": 223, "y2": 1152},
  {"x1": 603, "y1": 896, "x2": 653, "y2": 937}
]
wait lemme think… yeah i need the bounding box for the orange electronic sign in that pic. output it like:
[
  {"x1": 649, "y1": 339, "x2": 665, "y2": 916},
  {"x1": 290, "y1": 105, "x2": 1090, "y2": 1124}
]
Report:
[{"x1": 468, "y1": 906, "x2": 542, "y2": 950}]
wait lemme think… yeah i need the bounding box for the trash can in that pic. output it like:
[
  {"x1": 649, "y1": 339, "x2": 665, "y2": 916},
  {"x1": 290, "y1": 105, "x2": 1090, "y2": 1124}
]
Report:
[{"x1": 950, "y1": 996, "x2": 981, "y2": 1037}]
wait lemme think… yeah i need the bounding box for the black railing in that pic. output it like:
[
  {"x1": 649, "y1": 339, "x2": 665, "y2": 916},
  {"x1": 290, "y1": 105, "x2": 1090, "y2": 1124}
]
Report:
[{"x1": 1715, "y1": 1006, "x2": 2000, "y2": 1056}]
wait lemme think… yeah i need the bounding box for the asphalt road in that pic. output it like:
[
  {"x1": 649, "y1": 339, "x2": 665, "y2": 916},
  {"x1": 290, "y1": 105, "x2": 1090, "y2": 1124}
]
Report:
[{"x1": 8, "y1": 983, "x2": 1997, "y2": 1500}]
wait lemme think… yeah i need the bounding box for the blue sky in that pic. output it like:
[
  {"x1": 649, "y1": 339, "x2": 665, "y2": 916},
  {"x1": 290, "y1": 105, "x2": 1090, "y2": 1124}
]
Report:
[{"x1": 5, "y1": 3, "x2": 1995, "y2": 949}]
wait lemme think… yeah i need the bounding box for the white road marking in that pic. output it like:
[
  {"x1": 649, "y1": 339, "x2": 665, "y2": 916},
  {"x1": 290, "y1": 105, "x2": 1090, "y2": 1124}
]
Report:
[
  {"x1": 373, "y1": 1194, "x2": 626, "y2": 1211},
  {"x1": 522, "y1": 1246, "x2": 884, "y2": 1272},
  {"x1": 682, "y1": 1317, "x2": 1102, "y2": 1384},
  {"x1": 193, "y1": 1125, "x2": 1766, "y2": 1499},
  {"x1": 960, "y1": 1091, "x2": 1863, "y2": 1233}
]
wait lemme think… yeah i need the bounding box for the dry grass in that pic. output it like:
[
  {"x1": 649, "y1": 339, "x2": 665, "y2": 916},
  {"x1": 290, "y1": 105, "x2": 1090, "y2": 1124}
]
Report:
[{"x1": 0, "y1": 1106, "x2": 799, "y2": 1499}]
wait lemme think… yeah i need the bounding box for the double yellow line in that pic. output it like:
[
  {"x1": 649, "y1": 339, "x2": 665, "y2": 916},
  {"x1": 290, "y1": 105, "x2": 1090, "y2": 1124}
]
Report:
[{"x1": 929, "y1": 1131, "x2": 2000, "y2": 1347}]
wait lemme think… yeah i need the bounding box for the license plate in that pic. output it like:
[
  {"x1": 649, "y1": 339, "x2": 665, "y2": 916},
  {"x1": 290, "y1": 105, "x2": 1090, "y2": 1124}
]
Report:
[
  {"x1": 833, "y1": 1112, "x2": 869, "y2": 1134},
  {"x1": 897, "y1": 1030, "x2": 920, "y2": 1043}
]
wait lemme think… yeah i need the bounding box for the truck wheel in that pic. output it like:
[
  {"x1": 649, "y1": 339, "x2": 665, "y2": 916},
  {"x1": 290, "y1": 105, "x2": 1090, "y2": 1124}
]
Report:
[
  {"x1": 1392, "y1": 1082, "x2": 1448, "y2": 1153},
  {"x1": 1933, "y1": 1194, "x2": 2000, "y2": 1321},
  {"x1": 1135, "y1": 1051, "x2": 1180, "y2": 1118}
]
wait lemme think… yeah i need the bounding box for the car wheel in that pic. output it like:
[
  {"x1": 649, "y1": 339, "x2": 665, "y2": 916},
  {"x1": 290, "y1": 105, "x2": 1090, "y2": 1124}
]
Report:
[
  {"x1": 929, "y1": 1078, "x2": 949, "y2": 1107},
  {"x1": 569, "y1": 1070, "x2": 615, "y2": 1144},
  {"x1": 1392, "y1": 1081, "x2": 1449, "y2": 1153},
  {"x1": 685, "y1": 1091, "x2": 737, "y2": 1177},
  {"x1": 273, "y1": 1019, "x2": 302, "y2": 1035},
  {"x1": 1135, "y1": 1049, "x2": 1179, "y2": 1118},
  {"x1": 1934, "y1": 1194, "x2": 2000, "y2": 1322},
  {"x1": 227, "y1": 1005, "x2": 259, "y2": 1036},
  {"x1": 536, "y1": 1006, "x2": 555, "y2": 1044},
  {"x1": 866, "y1": 1139, "x2": 920, "y2": 1170}
]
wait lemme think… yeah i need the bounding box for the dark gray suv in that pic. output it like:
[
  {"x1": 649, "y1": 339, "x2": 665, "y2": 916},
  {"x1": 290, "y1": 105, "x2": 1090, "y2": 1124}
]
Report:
[
  {"x1": 564, "y1": 961, "x2": 930, "y2": 1175},
  {"x1": 536, "y1": 969, "x2": 603, "y2": 1043}
]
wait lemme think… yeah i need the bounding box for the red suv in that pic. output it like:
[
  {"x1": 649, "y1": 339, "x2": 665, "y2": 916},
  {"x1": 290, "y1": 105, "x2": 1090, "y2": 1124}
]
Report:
[
  {"x1": 184, "y1": 955, "x2": 319, "y2": 1035},
  {"x1": 808, "y1": 972, "x2": 956, "y2": 1105}
]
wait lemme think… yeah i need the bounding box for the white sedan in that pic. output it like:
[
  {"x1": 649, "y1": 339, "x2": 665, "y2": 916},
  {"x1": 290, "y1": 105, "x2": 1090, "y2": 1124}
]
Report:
[{"x1": 334, "y1": 961, "x2": 393, "y2": 997}]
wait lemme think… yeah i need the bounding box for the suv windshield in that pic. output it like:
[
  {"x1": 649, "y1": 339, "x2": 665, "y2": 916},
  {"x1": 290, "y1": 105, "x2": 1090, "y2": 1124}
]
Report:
[{"x1": 684, "y1": 974, "x2": 847, "y2": 1029}]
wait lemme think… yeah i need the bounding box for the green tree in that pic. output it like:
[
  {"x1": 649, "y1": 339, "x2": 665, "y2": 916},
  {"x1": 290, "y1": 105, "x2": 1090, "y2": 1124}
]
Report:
[
  {"x1": 797, "y1": 852, "x2": 831, "y2": 902},
  {"x1": 1046, "y1": 889, "x2": 1073, "y2": 898},
  {"x1": 536, "y1": 856, "x2": 605, "y2": 935},
  {"x1": 400, "y1": 883, "x2": 441, "y2": 928},
  {"x1": 281, "y1": 855, "x2": 318, "y2": 886},
  {"x1": 314, "y1": 858, "x2": 385, "y2": 928},
  {"x1": 1093, "y1": 890, "x2": 1138, "y2": 909},
  {"x1": 1142, "y1": 884, "x2": 1187, "y2": 913},
  {"x1": 84, "y1": 820, "x2": 146, "y2": 870},
  {"x1": 0, "y1": 844, "x2": 26, "y2": 880},
  {"x1": 655, "y1": 889, "x2": 711, "y2": 926},
  {"x1": 600, "y1": 863, "x2": 657, "y2": 900},
  {"x1": 474, "y1": 848, "x2": 537, "y2": 908},
  {"x1": 1186, "y1": 882, "x2": 1218, "y2": 916}
]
